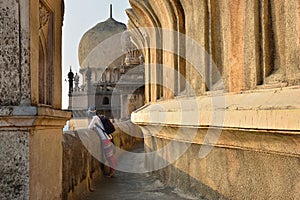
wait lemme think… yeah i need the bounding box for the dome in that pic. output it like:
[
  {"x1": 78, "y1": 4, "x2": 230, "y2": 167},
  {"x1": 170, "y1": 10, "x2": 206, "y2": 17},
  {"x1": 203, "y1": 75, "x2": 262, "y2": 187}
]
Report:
[{"x1": 78, "y1": 14, "x2": 127, "y2": 69}]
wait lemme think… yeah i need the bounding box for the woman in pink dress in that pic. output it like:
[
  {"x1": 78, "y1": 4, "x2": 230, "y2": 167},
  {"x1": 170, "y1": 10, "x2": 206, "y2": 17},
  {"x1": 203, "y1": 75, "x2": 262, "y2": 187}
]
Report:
[{"x1": 87, "y1": 107, "x2": 116, "y2": 177}]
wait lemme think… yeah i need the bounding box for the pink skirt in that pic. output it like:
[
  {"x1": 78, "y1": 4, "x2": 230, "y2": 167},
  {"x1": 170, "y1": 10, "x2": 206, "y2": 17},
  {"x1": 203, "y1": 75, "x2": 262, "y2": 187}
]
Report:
[{"x1": 102, "y1": 139, "x2": 116, "y2": 169}]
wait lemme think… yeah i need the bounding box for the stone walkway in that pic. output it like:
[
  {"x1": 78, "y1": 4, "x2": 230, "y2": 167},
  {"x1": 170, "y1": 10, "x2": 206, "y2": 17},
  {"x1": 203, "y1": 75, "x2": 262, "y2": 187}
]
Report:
[{"x1": 83, "y1": 144, "x2": 201, "y2": 200}]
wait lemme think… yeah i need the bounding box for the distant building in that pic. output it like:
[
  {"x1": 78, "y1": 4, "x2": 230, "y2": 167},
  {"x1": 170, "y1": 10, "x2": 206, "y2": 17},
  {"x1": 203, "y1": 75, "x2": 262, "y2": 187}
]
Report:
[{"x1": 68, "y1": 5, "x2": 144, "y2": 130}]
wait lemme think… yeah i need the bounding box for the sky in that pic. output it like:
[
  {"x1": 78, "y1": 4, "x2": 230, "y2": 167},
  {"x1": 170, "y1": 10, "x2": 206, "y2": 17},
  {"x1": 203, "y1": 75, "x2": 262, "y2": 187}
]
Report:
[{"x1": 62, "y1": 0, "x2": 131, "y2": 109}]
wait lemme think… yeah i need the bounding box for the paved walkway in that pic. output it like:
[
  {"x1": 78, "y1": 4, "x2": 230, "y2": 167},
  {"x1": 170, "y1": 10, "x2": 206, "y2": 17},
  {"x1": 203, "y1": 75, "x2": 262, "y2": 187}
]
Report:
[{"x1": 83, "y1": 144, "x2": 200, "y2": 200}]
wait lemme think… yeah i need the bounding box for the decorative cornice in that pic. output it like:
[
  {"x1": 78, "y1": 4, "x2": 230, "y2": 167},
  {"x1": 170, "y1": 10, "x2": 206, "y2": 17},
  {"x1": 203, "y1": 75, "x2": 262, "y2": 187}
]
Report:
[
  {"x1": 0, "y1": 106, "x2": 71, "y2": 128},
  {"x1": 132, "y1": 87, "x2": 300, "y2": 132}
]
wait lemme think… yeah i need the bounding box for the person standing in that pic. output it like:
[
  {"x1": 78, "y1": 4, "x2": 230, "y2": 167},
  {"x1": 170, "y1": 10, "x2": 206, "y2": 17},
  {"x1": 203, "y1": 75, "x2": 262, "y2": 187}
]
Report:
[{"x1": 87, "y1": 107, "x2": 116, "y2": 177}]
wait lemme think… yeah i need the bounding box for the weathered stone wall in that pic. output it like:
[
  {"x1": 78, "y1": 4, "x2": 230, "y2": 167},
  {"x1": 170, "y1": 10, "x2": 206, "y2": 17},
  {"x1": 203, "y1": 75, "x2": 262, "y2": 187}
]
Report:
[
  {"x1": 133, "y1": 87, "x2": 300, "y2": 199},
  {"x1": 132, "y1": 80, "x2": 300, "y2": 199},
  {"x1": 0, "y1": 107, "x2": 70, "y2": 200},
  {"x1": 145, "y1": 131, "x2": 300, "y2": 200},
  {"x1": 0, "y1": 131, "x2": 29, "y2": 200},
  {"x1": 0, "y1": 1, "x2": 69, "y2": 199},
  {"x1": 127, "y1": 0, "x2": 300, "y2": 99},
  {"x1": 0, "y1": 0, "x2": 30, "y2": 106},
  {"x1": 62, "y1": 130, "x2": 103, "y2": 200},
  {"x1": 29, "y1": 128, "x2": 64, "y2": 200},
  {"x1": 113, "y1": 120, "x2": 144, "y2": 150},
  {"x1": 128, "y1": 0, "x2": 300, "y2": 199}
]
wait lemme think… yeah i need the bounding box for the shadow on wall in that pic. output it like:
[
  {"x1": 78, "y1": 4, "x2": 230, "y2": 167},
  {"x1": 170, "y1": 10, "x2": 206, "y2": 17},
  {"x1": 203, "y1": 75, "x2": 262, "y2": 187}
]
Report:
[
  {"x1": 145, "y1": 131, "x2": 300, "y2": 200},
  {"x1": 144, "y1": 138, "x2": 228, "y2": 200},
  {"x1": 113, "y1": 120, "x2": 144, "y2": 150}
]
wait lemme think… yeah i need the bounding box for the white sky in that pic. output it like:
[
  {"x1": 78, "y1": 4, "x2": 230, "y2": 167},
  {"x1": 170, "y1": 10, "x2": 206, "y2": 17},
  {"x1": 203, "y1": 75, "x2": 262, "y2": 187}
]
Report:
[{"x1": 62, "y1": 0, "x2": 131, "y2": 109}]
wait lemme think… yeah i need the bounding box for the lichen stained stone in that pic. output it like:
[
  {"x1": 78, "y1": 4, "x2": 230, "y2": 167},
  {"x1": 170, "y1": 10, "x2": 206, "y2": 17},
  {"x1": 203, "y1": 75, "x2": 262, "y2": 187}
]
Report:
[
  {"x1": 0, "y1": 1, "x2": 22, "y2": 106},
  {"x1": 20, "y1": 31, "x2": 30, "y2": 104},
  {"x1": 0, "y1": 131, "x2": 29, "y2": 200}
]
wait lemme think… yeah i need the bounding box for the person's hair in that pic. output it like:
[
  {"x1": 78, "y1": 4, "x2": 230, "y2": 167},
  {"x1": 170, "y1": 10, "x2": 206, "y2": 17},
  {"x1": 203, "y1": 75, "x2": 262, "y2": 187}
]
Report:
[
  {"x1": 87, "y1": 106, "x2": 96, "y2": 117},
  {"x1": 88, "y1": 106, "x2": 96, "y2": 111}
]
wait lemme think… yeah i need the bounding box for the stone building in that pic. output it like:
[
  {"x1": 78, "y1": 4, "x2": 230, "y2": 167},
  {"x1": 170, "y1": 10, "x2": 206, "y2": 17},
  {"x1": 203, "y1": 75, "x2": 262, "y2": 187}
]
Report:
[
  {"x1": 0, "y1": 0, "x2": 70, "y2": 199},
  {"x1": 68, "y1": 6, "x2": 145, "y2": 130},
  {"x1": 128, "y1": 0, "x2": 300, "y2": 199},
  {"x1": 1, "y1": 0, "x2": 300, "y2": 199}
]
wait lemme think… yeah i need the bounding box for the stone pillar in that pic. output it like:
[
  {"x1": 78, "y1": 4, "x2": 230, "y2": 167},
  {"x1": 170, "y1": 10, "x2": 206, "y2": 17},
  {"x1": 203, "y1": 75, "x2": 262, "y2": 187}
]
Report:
[
  {"x1": 120, "y1": 94, "x2": 129, "y2": 120},
  {"x1": 86, "y1": 67, "x2": 95, "y2": 109},
  {"x1": 144, "y1": 48, "x2": 151, "y2": 103},
  {"x1": 228, "y1": 0, "x2": 247, "y2": 92},
  {"x1": 0, "y1": 0, "x2": 71, "y2": 199}
]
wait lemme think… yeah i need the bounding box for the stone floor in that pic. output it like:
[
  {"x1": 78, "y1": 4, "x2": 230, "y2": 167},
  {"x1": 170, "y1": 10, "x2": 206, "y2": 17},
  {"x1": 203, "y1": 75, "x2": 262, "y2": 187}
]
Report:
[{"x1": 83, "y1": 144, "x2": 202, "y2": 200}]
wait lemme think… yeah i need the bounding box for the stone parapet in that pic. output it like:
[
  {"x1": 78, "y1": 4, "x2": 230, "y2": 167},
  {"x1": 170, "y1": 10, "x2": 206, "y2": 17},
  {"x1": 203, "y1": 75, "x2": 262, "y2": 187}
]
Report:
[
  {"x1": 113, "y1": 120, "x2": 144, "y2": 149},
  {"x1": 62, "y1": 130, "x2": 103, "y2": 200},
  {"x1": 62, "y1": 121, "x2": 143, "y2": 199}
]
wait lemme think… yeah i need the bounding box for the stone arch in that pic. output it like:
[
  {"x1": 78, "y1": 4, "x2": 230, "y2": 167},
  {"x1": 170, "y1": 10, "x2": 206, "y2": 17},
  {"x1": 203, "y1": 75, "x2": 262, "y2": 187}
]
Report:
[
  {"x1": 103, "y1": 96, "x2": 110, "y2": 105},
  {"x1": 101, "y1": 69, "x2": 106, "y2": 82},
  {"x1": 38, "y1": 3, "x2": 55, "y2": 106},
  {"x1": 125, "y1": 10, "x2": 147, "y2": 53},
  {"x1": 113, "y1": 67, "x2": 119, "y2": 82},
  {"x1": 105, "y1": 68, "x2": 111, "y2": 82},
  {"x1": 39, "y1": 34, "x2": 47, "y2": 105},
  {"x1": 169, "y1": 0, "x2": 186, "y2": 94},
  {"x1": 128, "y1": 0, "x2": 163, "y2": 102},
  {"x1": 146, "y1": 0, "x2": 186, "y2": 98}
]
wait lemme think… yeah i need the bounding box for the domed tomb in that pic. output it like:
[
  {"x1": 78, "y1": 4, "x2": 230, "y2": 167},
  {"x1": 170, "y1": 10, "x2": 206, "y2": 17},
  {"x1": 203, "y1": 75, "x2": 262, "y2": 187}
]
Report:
[{"x1": 78, "y1": 7, "x2": 127, "y2": 70}]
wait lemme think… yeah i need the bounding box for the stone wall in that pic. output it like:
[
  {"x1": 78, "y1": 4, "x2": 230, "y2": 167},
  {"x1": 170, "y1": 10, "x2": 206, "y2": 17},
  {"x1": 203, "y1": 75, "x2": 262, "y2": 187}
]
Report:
[
  {"x1": 0, "y1": 107, "x2": 70, "y2": 200},
  {"x1": 62, "y1": 130, "x2": 103, "y2": 200},
  {"x1": 127, "y1": 0, "x2": 300, "y2": 100},
  {"x1": 113, "y1": 120, "x2": 144, "y2": 150},
  {"x1": 144, "y1": 127, "x2": 300, "y2": 200},
  {"x1": 30, "y1": 127, "x2": 65, "y2": 200},
  {"x1": 0, "y1": 0, "x2": 69, "y2": 199},
  {"x1": 0, "y1": 0, "x2": 30, "y2": 106},
  {"x1": 128, "y1": 0, "x2": 300, "y2": 199},
  {"x1": 0, "y1": 131, "x2": 29, "y2": 200},
  {"x1": 133, "y1": 87, "x2": 300, "y2": 199}
]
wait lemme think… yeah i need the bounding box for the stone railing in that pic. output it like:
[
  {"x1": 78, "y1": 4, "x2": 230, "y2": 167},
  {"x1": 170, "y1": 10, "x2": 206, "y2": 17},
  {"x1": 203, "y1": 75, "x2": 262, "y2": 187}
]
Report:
[{"x1": 62, "y1": 121, "x2": 143, "y2": 200}]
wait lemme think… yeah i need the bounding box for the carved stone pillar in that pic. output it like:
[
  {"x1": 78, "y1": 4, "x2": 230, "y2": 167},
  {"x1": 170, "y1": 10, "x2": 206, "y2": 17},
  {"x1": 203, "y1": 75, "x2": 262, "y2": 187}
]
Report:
[{"x1": 0, "y1": 0, "x2": 70, "y2": 199}]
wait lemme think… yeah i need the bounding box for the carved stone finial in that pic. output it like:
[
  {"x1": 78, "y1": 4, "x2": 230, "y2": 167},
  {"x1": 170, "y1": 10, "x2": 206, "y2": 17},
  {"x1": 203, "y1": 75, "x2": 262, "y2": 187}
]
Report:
[{"x1": 110, "y1": 4, "x2": 113, "y2": 19}]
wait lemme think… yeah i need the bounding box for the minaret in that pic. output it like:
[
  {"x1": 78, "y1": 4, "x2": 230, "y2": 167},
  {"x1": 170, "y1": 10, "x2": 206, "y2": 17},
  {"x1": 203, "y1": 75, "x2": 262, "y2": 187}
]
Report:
[{"x1": 68, "y1": 66, "x2": 74, "y2": 96}]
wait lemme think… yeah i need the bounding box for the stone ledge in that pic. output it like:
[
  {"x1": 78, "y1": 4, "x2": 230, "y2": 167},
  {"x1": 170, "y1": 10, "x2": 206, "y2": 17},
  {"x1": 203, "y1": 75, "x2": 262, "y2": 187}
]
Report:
[
  {"x1": 0, "y1": 106, "x2": 71, "y2": 128},
  {"x1": 141, "y1": 125, "x2": 300, "y2": 158},
  {"x1": 132, "y1": 87, "x2": 300, "y2": 132}
]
